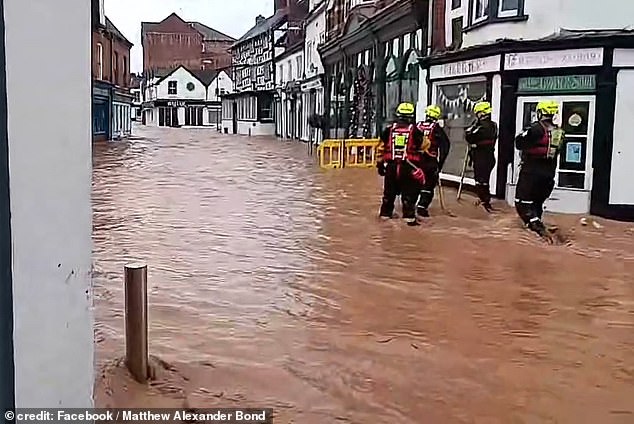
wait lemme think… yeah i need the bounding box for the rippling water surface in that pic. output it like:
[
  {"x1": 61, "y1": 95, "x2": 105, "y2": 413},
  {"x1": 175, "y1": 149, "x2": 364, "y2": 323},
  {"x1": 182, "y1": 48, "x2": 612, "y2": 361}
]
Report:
[{"x1": 93, "y1": 125, "x2": 633, "y2": 423}]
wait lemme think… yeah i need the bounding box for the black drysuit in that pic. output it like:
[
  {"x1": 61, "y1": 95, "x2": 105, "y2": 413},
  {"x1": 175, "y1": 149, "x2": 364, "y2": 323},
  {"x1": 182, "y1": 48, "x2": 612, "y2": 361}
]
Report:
[
  {"x1": 416, "y1": 122, "x2": 451, "y2": 215},
  {"x1": 514, "y1": 120, "x2": 563, "y2": 228},
  {"x1": 377, "y1": 123, "x2": 426, "y2": 220},
  {"x1": 465, "y1": 118, "x2": 498, "y2": 205}
]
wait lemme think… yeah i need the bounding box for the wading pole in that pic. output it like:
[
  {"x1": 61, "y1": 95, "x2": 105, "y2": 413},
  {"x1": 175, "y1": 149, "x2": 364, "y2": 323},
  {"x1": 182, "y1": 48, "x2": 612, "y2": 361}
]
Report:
[
  {"x1": 457, "y1": 147, "x2": 470, "y2": 201},
  {"x1": 124, "y1": 263, "x2": 148, "y2": 383}
]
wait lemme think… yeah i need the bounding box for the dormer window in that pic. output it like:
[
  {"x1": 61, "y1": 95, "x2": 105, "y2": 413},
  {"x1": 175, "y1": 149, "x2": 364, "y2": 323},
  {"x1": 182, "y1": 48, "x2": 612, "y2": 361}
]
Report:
[{"x1": 467, "y1": 0, "x2": 526, "y2": 29}]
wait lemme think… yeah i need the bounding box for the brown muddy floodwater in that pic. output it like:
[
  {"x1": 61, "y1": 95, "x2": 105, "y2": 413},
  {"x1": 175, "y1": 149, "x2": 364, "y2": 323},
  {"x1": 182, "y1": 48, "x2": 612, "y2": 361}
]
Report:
[{"x1": 93, "y1": 125, "x2": 634, "y2": 423}]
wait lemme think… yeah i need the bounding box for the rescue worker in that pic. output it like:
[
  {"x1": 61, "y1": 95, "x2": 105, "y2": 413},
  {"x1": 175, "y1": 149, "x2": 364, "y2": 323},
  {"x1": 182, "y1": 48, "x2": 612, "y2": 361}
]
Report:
[
  {"x1": 376, "y1": 102, "x2": 427, "y2": 226},
  {"x1": 514, "y1": 100, "x2": 565, "y2": 240},
  {"x1": 465, "y1": 101, "x2": 498, "y2": 212},
  {"x1": 415, "y1": 105, "x2": 451, "y2": 218}
]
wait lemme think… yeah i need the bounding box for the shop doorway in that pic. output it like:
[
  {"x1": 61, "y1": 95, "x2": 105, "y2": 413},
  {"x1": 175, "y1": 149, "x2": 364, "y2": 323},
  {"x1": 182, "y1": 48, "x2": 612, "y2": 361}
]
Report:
[{"x1": 508, "y1": 95, "x2": 596, "y2": 214}]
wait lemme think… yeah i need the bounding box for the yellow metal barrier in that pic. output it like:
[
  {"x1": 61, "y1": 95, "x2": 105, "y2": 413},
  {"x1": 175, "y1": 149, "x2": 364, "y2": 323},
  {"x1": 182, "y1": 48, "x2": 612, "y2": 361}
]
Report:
[
  {"x1": 318, "y1": 138, "x2": 380, "y2": 169},
  {"x1": 318, "y1": 139, "x2": 344, "y2": 169}
]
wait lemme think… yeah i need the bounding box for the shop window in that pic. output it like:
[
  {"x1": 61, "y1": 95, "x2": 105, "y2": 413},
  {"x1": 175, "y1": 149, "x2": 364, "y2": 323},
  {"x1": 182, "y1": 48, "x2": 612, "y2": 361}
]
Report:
[
  {"x1": 168, "y1": 81, "x2": 177, "y2": 95},
  {"x1": 401, "y1": 51, "x2": 419, "y2": 105},
  {"x1": 384, "y1": 56, "x2": 400, "y2": 123},
  {"x1": 435, "y1": 79, "x2": 487, "y2": 178},
  {"x1": 558, "y1": 101, "x2": 591, "y2": 187},
  {"x1": 259, "y1": 95, "x2": 273, "y2": 121}
]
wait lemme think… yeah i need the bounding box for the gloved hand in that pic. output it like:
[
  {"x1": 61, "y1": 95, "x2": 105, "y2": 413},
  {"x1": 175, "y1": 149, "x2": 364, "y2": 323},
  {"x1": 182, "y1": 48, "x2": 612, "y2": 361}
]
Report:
[
  {"x1": 411, "y1": 167, "x2": 426, "y2": 185},
  {"x1": 376, "y1": 161, "x2": 386, "y2": 176}
]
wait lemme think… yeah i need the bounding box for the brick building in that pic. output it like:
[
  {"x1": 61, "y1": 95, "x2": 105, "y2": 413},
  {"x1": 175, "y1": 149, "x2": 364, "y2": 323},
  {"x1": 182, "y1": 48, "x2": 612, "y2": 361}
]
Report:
[
  {"x1": 92, "y1": 8, "x2": 134, "y2": 141},
  {"x1": 141, "y1": 13, "x2": 235, "y2": 76}
]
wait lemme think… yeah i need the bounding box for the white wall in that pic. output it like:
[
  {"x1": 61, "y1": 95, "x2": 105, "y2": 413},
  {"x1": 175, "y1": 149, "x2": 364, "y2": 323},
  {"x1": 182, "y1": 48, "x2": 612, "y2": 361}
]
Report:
[
  {"x1": 610, "y1": 70, "x2": 634, "y2": 205},
  {"x1": 445, "y1": 0, "x2": 634, "y2": 49},
  {"x1": 304, "y1": 7, "x2": 326, "y2": 79},
  {"x1": 278, "y1": 51, "x2": 304, "y2": 85},
  {"x1": 206, "y1": 71, "x2": 233, "y2": 102},
  {"x1": 237, "y1": 121, "x2": 275, "y2": 136},
  {"x1": 4, "y1": 0, "x2": 93, "y2": 407},
  {"x1": 156, "y1": 67, "x2": 206, "y2": 100}
]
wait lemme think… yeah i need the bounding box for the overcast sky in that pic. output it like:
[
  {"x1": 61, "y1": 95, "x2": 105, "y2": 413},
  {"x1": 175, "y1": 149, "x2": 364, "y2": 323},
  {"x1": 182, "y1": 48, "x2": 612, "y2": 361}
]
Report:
[{"x1": 104, "y1": 0, "x2": 275, "y2": 73}]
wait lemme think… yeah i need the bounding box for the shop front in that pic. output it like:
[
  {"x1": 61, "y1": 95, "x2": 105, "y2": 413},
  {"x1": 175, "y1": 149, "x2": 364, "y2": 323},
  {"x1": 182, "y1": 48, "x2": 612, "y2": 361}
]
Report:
[
  {"x1": 426, "y1": 55, "x2": 502, "y2": 194},
  {"x1": 422, "y1": 33, "x2": 634, "y2": 220},
  {"x1": 506, "y1": 74, "x2": 599, "y2": 214},
  {"x1": 319, "y1": 1, "x2": 425, "y2": 141},
  {"x1": 92, "y1": 81, "x2": 111, "y2": 141}
]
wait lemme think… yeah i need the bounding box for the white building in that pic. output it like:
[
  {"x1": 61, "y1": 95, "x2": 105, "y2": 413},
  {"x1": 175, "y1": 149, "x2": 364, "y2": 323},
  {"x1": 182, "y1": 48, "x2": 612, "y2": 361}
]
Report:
[
  {"x1": 1, "y1": 0, "x2": 93, "y2": 407},
  {"x1": 130, "y1": 88, "x2": 142, "y2": 121},
  {"x1": 142, "y1": 66, "x2": 233, "y2": 128},
  {"x1": 299, "y1": 0, "x2": 326, "y2": 144},
  {"x1": 419, "y1": 0, "x2": 634, "y2": 221},
  {"x1": 275, "y1": 44, "x2": 304, "y2": 139}
]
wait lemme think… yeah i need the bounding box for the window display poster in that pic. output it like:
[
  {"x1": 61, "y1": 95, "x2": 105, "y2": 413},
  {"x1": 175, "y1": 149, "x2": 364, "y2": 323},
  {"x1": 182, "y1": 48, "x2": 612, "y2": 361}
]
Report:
[{"x1": 566, "y1": 141, "x2": 582, "y2": 163}]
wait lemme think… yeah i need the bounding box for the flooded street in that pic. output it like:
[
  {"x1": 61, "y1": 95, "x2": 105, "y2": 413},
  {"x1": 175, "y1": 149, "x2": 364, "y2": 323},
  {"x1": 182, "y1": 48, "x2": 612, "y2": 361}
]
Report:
[{"x1": 93, "y1": 125, "x2": 633, "y2": 423}]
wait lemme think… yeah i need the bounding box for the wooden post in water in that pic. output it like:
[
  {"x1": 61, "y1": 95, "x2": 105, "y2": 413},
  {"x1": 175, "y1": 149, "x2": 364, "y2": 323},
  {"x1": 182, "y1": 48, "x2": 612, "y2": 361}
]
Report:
[{"x1": 124, "y1": 263, "x2": 148, "y2": 383}]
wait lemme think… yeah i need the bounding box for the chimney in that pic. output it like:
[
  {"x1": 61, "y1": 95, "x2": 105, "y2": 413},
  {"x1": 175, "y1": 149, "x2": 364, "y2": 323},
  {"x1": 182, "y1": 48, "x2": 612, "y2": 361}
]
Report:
[{"x1": 255, "y1": 15, "x2": 266, "y2": 25}]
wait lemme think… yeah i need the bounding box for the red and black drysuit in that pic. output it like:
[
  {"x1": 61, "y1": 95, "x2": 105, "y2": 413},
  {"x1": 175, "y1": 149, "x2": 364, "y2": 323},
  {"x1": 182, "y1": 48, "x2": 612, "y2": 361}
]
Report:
[
  {"x1": 514, "y1": 120, "x2": 564, "y2": 234},
  {"x1": 377, "y1": 120, "x2": 427, "y2": 220},
  {"x1": 465, "y1": 117, "x2": 498, "y2": 206},
  {"x1": 415, "y1": 120, "x2": 451, "y2": 216}
]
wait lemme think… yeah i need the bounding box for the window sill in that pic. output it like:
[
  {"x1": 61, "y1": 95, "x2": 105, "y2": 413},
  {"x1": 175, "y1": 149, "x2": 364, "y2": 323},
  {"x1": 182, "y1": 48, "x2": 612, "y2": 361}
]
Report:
[{"x1": 464, "y1": 14, "x2": 529, "y2": 32}]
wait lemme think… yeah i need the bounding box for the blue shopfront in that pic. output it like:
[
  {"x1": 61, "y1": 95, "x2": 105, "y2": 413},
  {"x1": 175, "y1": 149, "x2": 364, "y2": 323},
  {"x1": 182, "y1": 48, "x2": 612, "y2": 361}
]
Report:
[{"x1": 93, "y1": 81, "x2": 111, "y2": 141}]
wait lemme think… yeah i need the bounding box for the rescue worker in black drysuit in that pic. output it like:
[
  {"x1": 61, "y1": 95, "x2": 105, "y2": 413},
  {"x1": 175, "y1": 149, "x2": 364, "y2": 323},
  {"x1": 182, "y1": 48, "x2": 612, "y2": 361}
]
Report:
[
  {"x1": 415, "y1": 105, "x2": 451, "y2": 218},
  {"x1": 465, "y1": 101, "x2": 498, "y2": 212},
  {"x1": 514, "y1": 100, "x2": 565, "y2": 240},
  {"x1": 376, "y1": 102, "x2": 428, "y2": 226}
]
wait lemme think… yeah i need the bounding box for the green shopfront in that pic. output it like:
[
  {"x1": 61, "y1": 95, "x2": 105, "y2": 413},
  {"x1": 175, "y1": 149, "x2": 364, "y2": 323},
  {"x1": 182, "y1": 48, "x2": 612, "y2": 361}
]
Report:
[{"x1": 507, "y1": 73, "x2": 599, "y2": 215}]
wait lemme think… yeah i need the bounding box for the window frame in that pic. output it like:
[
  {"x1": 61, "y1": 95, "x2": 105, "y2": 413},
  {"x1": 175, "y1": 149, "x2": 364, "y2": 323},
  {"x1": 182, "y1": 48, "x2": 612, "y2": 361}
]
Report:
[
  {"x1": 466, "y1": 0, "x2": 527, "y2": 30},
  {"x1": 167, "y1": 80, "x2": 177, "y2": 95},
  {"x1": 498, "y1": 0, "x2": 520, "y2": 18},
  {"x1": 96, "y1": 43, "x2": 103, "y2": 80},
  {"x1": 471, "y1": 0, "x2": 489, "y2": 25}
]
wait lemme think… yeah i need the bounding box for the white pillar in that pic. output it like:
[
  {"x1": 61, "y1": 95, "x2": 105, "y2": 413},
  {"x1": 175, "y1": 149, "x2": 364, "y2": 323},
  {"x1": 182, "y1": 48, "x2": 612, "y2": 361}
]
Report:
[
  {"x1": 490, "y1": 73, "x2": 502, "y2": 196},
  {"x1": 3, "y1": 0, "x2": 93, "y2": 407}
]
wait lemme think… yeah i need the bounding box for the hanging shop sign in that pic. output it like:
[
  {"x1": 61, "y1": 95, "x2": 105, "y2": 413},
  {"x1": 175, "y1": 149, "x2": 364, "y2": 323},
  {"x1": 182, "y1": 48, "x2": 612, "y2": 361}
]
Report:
[
  {"x1": 517, "y1": 75, "x2": 596, "y2": 94},
  {"x1": 504, "y1": 48, "x2": 603, "y2": 70},
  {"x1": 429, "y1": 55, "x2": 501, "y2": 80}
]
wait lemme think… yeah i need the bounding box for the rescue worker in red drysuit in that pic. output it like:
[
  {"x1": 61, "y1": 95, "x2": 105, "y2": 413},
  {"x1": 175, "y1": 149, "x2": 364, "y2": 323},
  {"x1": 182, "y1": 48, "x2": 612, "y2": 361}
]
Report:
[
  {"x1": 415, "y1": 105, "x2": 451, "y2": 218},
  {"x1": 376, "y1": 102, "x2": 427, "y2": 226},
  {"x1": 514, "y1": 100, "x2": 565, "y2": 241},
  {"x1": 465, "y1": 101, "x2": 498, "y2": 212}
]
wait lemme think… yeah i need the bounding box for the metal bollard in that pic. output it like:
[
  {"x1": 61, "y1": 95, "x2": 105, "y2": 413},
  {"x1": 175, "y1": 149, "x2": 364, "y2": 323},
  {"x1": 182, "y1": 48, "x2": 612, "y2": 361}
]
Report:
[{"x1": 124, "y1": 263, "x2": 148, "y2": 383}]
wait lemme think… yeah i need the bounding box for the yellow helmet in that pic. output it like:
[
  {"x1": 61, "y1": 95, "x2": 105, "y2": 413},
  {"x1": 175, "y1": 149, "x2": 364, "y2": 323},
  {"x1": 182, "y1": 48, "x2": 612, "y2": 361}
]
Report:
[
  {"x1": 396, "y1": 102, "x2": 416, "y2": 118},
  {"x1": 473, "y1": 101, "x2": 492, "y2": 115},
  {"x1": 425, "y1": 104, "x2": 442, "y2": 120},
  {"x1": 536, "y1": 100, "x2": 559, "y2": 116}
]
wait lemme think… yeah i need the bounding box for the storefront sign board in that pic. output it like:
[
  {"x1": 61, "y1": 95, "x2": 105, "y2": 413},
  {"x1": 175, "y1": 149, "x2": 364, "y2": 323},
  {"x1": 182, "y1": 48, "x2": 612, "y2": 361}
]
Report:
[
  {"x1": 517, "y1": 75, "x2": 596, "y2": 94},
  {"x1": 430, "y1": 55, "x2": 501, "y2": 80},
  {"x1": 505, "y1": 48, "x2": 604, "y2": 70}
]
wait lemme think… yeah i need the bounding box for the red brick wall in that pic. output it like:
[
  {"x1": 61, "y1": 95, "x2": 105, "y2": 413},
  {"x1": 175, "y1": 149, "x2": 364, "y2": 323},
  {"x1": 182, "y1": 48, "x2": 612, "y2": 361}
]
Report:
[
  {"x1": 202, "y1": 40, "x2": 233, "y2": 70},
  {"x1": 92, "y1": 30, "x2": 130, "y2": 87},
  {"x1": 143, "y1": 32, "x2": 203, "y2": 74}
]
